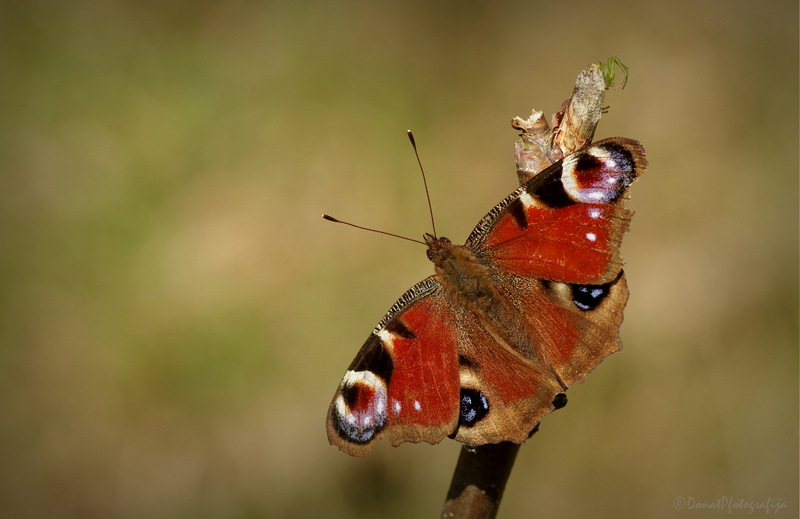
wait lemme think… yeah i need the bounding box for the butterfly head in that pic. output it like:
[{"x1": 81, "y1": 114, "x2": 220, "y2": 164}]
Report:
[{"x1": 424, "y1": 234, "x2": 454, "y2": 263}]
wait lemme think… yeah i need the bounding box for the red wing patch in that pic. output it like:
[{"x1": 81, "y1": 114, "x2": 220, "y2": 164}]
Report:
[
  {"x1": 480, "y1": 202, "x2": 629, "y2": 284},
  {"x1": 383, "y1": 295, "x2": 460, "y2": 447}
]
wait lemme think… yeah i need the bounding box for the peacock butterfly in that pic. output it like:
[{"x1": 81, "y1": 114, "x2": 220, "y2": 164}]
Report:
[{"x1": 326, "y1": 137, "x2": 647, "y2": 456}]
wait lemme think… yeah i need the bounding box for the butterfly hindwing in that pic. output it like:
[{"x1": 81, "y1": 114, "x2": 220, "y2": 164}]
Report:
[
  {"x1": 494, "y1": 270, "x2": 629, "y2": 388},
  {"x1": 450, "y1": 306, "x2": 563, "y2": 445}
]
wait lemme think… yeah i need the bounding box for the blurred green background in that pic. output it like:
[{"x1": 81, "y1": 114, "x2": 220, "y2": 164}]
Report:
[{"x1": 0, "y1": 0, "x2": 796, "y2": 517}]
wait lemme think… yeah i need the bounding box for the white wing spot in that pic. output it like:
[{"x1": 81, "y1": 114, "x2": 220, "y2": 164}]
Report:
[
  {"x1": 588, "y1": 208, "x2": 602, "y2": 218},
  {"x1": 377, "y1": 328, "x2": 395, "y2": 350},
  {"x1": 586, "y1": 232, "x2": 597, "y2": 242},
  {"x1": 392, "y1": 399, "x2": 402, "y2": 415},
  {"x1": 413, "y1": 400, "x2": 422, "y2": 412},
  {"x1": 518, "y1": 190, "x2": 535, "y2": 208}
]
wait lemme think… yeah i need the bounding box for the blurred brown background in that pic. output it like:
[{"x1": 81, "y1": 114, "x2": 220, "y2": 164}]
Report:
[{"x1": 0, "y1": 0, "x2": 796, "y2": 517}]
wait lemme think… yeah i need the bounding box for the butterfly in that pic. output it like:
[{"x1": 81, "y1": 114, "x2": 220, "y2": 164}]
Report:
[{"x1": 327, "y1": 137, "x2": 647, "y2": 456}]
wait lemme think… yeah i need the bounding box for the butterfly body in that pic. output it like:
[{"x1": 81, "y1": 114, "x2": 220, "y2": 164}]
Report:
[
  {"x1": 328, "y1": 138, "x2": 646, "y2": 457},
  {"x1": 426, "y1": 235, "x2": 507, "y2": 326}
]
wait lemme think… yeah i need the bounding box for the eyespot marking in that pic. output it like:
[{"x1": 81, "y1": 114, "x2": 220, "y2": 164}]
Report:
[
  {"x1": 331, "y1": 370, "x2": 389, "y2": 444},
  {"x1": 561, "y1": 144, "x2": 636, "y2": 204},
  {"x1": 458, "y1": 388, "x2": 490, "y2": 427},
  {"x1": 571, "y1": 282, "x2": 612, "y2": 311}
]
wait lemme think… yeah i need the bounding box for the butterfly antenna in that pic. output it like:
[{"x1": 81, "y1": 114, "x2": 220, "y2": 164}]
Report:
[
  {"x1": 322, "y1": 214, "x2": 426, "y2": 246},
  {"x1": 407, "y1": 130, "x2": 438, "y2": 238}
]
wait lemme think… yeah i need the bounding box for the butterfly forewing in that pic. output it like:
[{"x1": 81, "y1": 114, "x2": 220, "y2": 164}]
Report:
[
  {"x1": 327, "y1": 278, "x2": 460, "y2": 457},
  {"x1": 468, "y1": 138, "x2": 646, "y2": 284}
]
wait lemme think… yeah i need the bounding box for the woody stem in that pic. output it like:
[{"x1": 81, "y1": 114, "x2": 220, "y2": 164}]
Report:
[{"x1": 440, "y1": 441, "x2": 521, "y2": 519}]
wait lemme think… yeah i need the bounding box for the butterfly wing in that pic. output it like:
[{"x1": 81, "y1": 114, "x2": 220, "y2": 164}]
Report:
[
  {"x1": 327, "y1": 277, "x2": 461, "y2": 457},
  {"x1": 327, "y1": 275, "x2": 566, "y2": 454},
  {"x1": 449, "y1": 303, "x2": 564, "y2": 445},
  {"x1": 491, "y1": 268, "x2": 629, "y2": 387},
  {"x1": 466, "y1": 137, "x2": 646, "y2": 388},
  {"x1": 468, "y1": 137, "x2": 647, "y2": 284}
]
